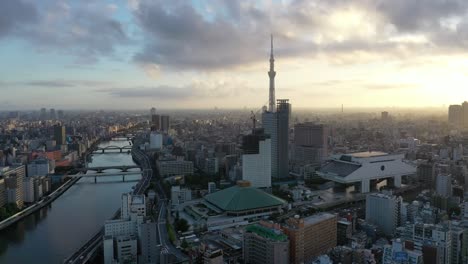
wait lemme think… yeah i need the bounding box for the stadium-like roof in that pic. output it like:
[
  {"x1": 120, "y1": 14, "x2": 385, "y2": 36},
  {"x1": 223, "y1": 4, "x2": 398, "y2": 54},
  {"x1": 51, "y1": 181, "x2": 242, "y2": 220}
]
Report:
[{"x1": 204, "y1": 185, "x2": 286, "y2": 212}]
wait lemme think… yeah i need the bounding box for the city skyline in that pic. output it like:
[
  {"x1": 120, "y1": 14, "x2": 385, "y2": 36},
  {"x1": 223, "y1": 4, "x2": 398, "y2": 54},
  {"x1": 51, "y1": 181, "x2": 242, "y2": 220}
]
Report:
[{"x1": 2, "y1": 0, "x2": 468, "y2": 110}]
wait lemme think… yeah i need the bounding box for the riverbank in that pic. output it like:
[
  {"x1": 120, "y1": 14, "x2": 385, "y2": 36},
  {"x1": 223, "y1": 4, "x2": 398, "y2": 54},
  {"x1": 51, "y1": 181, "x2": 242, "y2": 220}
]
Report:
[{"x1": 0, "y1": 176, "x2": 81, "y2": 231}]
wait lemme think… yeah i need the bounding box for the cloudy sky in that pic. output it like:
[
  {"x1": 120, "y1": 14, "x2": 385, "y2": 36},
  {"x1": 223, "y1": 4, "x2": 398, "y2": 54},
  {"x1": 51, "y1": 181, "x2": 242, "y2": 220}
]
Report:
[{"x1": 1, "y1": 0, "x2": 467, "y2": 110}]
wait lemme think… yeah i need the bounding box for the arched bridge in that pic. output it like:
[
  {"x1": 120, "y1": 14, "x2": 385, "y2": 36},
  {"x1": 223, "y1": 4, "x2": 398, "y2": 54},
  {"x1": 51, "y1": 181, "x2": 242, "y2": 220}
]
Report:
[
  {"x1": 77, "y1": 165, "x2": 140, "y2": 173},
  {"x1": 94, "y1": 145, "x2": 133, "y2": 153}
]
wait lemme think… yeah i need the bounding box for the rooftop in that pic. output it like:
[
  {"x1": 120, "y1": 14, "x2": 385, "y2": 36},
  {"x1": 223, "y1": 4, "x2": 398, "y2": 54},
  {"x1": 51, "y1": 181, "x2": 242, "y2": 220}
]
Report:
[
  {"x1": 303, "y1": 213, "x2": 336, "y2": 225},
  {"x1": 245, "y1": 225, "x2": 288, "y2": 242},
  {"x1": 348, "y1": 151, "x2": 388, "y2": 158},
  {"x1": 204, "y1": 183, "x2": 286, "y2": 212},
  {"x1": 320, "y1": 161, "x2": 361, "y2": 177}
]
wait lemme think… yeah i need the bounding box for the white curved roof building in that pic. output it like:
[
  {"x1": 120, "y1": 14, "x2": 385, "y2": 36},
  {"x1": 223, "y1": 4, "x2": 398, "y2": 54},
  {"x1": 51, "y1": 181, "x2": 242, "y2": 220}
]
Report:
[{"x1": 318, "y1": 151, "x2": 416, "y2": 193}]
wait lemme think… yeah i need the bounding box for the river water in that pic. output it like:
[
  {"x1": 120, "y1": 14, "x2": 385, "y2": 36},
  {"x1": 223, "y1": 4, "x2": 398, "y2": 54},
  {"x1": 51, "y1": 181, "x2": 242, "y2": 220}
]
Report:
[{"x1": 0, "y1": 139, "x2": 141, "y2": 264}]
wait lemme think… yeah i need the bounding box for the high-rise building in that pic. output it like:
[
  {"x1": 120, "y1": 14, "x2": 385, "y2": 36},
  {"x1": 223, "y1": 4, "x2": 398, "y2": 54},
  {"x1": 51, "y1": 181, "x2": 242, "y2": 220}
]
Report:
[
  {"x1": 49, "y1": 108, "x2": 56, "y2": 120},
  {"x1": 151, "y1": 114, "x2": 160, "y2": 131},
  {"x1": 40, "y1": 108, "x2": 47, "y2": 120},
  {"x1": 449, "y1": 105, "x2": 463, "y2": 126},
  {"x1": 365, "y1": 193, "x2": 402, "y2": 236},
  {"x1": 54, "y1": 124, "x2": 66, "y2": 145},
  {"x1": 293, "y1": 123, "x2": 329, "y2": 165},
  {"x1": 242, "y1": 128, "x2": 271, "y2": 188},
  {"x1": 138, "y1": 220, "x2": 159, "y2": 264},
  {"x1": 149, "y1": 132, "x2": 163, "y2": 150},
  {"x1": 381, "y1": 111, "x2": 390, "y2": 121},
  {"x1": 57, "y1": 110, "x2": 64, "y2": 119},
  {"x1": 417, "y1": 161, "x2": 436, "y2": 188},
  {"x1": 463, "y1": 101, "x2": 468, "y2": 127},
  {"x1": 436, "y1": 174, "x2": 452, "y2": 198},
  {"x1": 262, "y1": 36, "x2": 291, "y2": 179},
  {"x1": 161, "y1": 115, "x2": 170, "y2": 132},
  {"x1": 150, "y1": 107, "x2": 156, "y2": 115},
  {"x1": 204, "y1": 157, "x2": 219, "y2": 175},
  {"x1": 262, "y1": 100, "x2": 290, "y2": 179},
  {"x1": 283, "y1": 213, "x2": 337, "y2": 264},
  {"x1": 244, "y1": 224, "x2": 289, "y2": 264},
  {"x1": 1, "y1": 165, "x2": 26, "y2": 208},
  {"x1": 104, "y1": 193, "x2": 146, "y2": 264}
]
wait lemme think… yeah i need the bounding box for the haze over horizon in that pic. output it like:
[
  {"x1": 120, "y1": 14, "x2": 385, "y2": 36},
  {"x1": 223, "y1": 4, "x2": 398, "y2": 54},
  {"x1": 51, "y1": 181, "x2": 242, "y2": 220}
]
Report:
[{"x1": 1, "y1": 0, "x2": 468, "y2": 110}]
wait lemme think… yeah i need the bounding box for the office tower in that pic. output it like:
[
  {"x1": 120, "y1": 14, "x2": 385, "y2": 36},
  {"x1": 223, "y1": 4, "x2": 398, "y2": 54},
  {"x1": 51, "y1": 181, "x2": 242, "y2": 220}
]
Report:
[
  {"x1": 149, "y1": 132, "x2": 163, "y2": 149},
  {"x1": 150, "y1": 107, "x2": 156, "y2": 115},
  {"x1": 49, "y1": 108, "x2": 56, "y2": 119},
  {"x1": 276, "y1": 100, "x2": 290, "y2": 178},
  {"x1": 449, "y1": 105, "x2": 463, "y2": 126},
  {"x1": 381, "y1": 111, "x2": 390, "y2": 121},
  {"x1": 293, "y1": 123, "x2": 329, "y2": 165},
  {"x1": 204, "y1": 157, "x2": 219, "y2": 175},
  {"x1": 262, "y1": 99, "x2": 290, "y2": 179},
  {"x1": 54, "y1": 124, "x2": 66, "y2": 145},
  {"x1": 151, "y1": 114, "x2": 160, "y2": 131},
  {"x1": 242, "y1": 128, "x2": 272, "y2": 188},
  {"x1": 463, "y1": 101, "x2": 468, "y2": 127},
  {"x1": 365, "y1": 193, "x2": 402, "y2": 236},
  {"x1": 417, "y1": 161, "x2": 436, "y2": 188},
  {"x1": 436, "y1": 174, "x2": 452, "y2": 198},
  {"x1": 138, "y1": 221, "x2": 159, "y2": 264},
  {"x1": 283, "y1": 213, "x2": 337, "y2": 264},
  {"x1": 161, "y1": 115, "x2": 170, "y2": 132},
  {"x1": 57, "y1": 110, "x2": 64, "y2": 119},
  {"x1": 244, "y1": 224, "x2": 289, "y2": 264},
  {"x1": 40, "y1": 108, "x2": 47, "y2": 120}
]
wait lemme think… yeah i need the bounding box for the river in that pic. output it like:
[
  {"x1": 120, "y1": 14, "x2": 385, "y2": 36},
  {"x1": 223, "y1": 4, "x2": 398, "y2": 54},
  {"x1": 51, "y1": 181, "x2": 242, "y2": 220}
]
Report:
[{"x1": 0, "y1": 139, "x2": 141, "y2": 264}]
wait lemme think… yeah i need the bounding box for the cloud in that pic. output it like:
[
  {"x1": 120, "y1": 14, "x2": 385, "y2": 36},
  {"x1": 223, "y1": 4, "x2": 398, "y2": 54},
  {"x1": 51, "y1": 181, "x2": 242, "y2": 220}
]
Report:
[
  {"x1": 0, "y1": 0, "x2": 38, "y2": 38},
  {"x1": 1, "y1": 79, "x2": 111, "y2": 88},
  {"x1": 98, "y1": 78, "x2": 261, "y2": 100},
  {"x1": 130, "y1": 0, "x2": 468, "y2": 71},
  {"x1": 99, "y1": 86, "x2": 194, "y2": 100},
  {"x1": 0, "y1": 0, "x2": 128, "y2": 62},
  {"x1": 364, "y1": 83, "x2": 419, "y2": 90}
]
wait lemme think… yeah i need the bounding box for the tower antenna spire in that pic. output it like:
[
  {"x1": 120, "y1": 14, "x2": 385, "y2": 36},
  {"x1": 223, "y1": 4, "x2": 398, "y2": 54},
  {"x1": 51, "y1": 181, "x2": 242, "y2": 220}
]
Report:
[
  {"x1": 270, "y1": 34, "x2": 274, "y2": 59},
  {"x1": 268, "y1": 35, "x2": 276, "y2": 112}
]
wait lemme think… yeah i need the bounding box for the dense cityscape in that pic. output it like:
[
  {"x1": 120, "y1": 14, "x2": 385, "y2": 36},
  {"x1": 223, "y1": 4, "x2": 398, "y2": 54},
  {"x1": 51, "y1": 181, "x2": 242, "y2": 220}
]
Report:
[{"x1": 2, "y1": 1, "x2": 468, "y2": 264}]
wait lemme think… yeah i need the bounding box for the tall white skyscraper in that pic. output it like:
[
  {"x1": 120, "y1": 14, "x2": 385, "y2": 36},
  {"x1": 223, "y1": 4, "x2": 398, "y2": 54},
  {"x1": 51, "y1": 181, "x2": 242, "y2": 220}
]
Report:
[{"x1": 242, "y1": 128, "x2": 271, "y2": 188}]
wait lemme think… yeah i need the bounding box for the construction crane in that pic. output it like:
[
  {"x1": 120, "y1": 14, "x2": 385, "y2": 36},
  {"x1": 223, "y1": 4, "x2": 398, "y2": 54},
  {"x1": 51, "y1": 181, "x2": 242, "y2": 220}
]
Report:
[{"x1": 250, "y1": 111, "x2": 256, "y2": 129}]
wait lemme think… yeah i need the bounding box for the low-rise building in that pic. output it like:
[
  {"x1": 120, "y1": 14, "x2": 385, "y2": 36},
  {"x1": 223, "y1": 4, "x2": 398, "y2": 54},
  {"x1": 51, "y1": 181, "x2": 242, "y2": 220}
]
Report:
[{"x1": 244, "y1": 224, "x2": 289, "y2": 264}]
